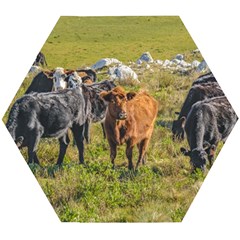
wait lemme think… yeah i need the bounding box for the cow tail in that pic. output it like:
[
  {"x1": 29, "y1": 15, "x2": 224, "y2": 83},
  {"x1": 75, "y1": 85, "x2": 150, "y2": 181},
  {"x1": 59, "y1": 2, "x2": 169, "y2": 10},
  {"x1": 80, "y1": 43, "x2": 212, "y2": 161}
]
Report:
[{"x1": 6, "y1": 102, "x2": 24, "y2": 147}]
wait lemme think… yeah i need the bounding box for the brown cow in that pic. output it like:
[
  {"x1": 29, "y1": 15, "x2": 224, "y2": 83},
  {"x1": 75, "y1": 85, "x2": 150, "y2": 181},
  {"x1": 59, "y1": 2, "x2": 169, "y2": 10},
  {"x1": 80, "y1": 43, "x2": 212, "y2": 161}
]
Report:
[{"x1": 100, "y1": 86, "x2": 158, "y2": 170}]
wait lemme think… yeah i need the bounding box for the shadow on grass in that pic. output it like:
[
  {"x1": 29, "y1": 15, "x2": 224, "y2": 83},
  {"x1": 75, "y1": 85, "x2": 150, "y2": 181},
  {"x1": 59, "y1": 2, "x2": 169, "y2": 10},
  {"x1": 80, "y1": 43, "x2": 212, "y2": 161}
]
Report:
[{"x1": 157, "y1": 120, "x2": 172, "y2": 129}]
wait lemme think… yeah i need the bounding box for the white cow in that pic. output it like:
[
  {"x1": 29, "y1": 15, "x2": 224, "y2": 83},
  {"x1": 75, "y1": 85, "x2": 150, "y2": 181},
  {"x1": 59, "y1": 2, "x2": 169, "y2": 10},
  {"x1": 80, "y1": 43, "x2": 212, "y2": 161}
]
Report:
[{"x1": 53, "y1": 67, "x2": 67, "y2": 91}]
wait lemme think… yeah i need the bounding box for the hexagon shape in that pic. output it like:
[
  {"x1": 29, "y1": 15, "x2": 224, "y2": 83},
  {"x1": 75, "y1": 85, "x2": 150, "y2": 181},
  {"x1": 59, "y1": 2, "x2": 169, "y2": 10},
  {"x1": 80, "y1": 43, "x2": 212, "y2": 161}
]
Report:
[{"x1": 2, "y1": 16, "x2": 238, "y2": 223}]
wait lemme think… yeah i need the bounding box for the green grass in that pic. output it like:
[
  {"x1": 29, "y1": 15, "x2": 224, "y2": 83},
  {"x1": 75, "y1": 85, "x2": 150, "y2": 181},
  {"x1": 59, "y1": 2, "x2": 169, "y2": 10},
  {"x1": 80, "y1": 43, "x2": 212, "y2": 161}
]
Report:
[
  {"x1": 3, "y1": 16, "x2": 215, "y2": 222},
  {"x1": 41, "y1": 16, "x2": 201, "y2": 69}
]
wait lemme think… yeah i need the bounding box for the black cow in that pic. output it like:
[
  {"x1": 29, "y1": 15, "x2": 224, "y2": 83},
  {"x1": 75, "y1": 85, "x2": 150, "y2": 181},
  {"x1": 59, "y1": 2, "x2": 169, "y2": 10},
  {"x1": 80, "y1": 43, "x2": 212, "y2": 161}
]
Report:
[
  {"x1": 172, "y1": 82, "x2": 224, "y2": 141},
  {"x1": 180, "y1": 96, "x2": 238, "y2": 171},
  {"x1": 33, "y1": 52, "x2": 48, "y2": 67},
  {"x1": 6, "y1": 88, "x2": 90, "y2": 165},
  {"x1": 81, "y1": 80, "x2": 116, "y2": 142},
  {"x1": 25, "y1": 69, "x2": 114, "y2": 141},
  {"x1": 7, "y1": 81, "x2": 115, "y2": 165},
  {"x1": 25, "y1": 71, "x2": 54, "y2": 94}
]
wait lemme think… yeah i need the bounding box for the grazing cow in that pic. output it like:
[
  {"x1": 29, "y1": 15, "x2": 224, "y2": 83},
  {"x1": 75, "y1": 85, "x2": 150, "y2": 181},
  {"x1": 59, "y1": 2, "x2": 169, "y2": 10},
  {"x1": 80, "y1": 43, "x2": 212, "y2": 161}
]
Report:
[
  {"x1": 100, "y1": 86, "x2": 158, "y2": 170},
  {"x1": 180, "y1": 96, "x2": 238, "y2": 171},
  {"x1": 6, "y1": 87, "x2": 90, "y2": 165},
  {"x1": 33, "y1": 52, "x2": 48, "y2": 67},
  {"x1": 172, "y1": 82, "x2": 224, "y2": 141},
  {"x1": 192, "y1": 72, "x2": 217, "y2": 86},
  {"x1": 25, "y1": 68, "x2": 96, "y2": 94}
]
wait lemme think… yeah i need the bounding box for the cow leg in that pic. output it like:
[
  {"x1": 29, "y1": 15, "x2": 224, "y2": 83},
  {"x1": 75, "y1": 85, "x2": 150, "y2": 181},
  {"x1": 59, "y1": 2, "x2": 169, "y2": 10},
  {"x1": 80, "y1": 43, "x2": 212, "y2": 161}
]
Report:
[
  {"x1": 72, "y1": 124, "x2": 85, "y2": 164},
  {"x1": 208, "y1": 144, "x2": 217, "y2": 167},
  {"x1": 136, "y1": 138, "x2": 149, "y2": 169},
  {"x1": 33, "y1": 153, "x2": 40, "y2": 165},
  {"x1": 126, "y1": 142, "x2": 134, "y2": 170},
  {"x1": 109, "y1": 142, "x2": 117, "y2": 169},
  {"x1": 141, "y1": 138, "x2": 150, "y2": 165},
  {"x1": 136, "y1": 143, "x2": 142, "y2": 169},
  {"x1": 84, "y1": 119, "x2": 91, "y2": 144},
  {"x1": 27, "y1": 128, "x2": 42, "y2": 164},
  {"x1": 208, "y1": 155, "x2": 214, "y2": 167},
  {"x1": 28, "y1": 148, "x2": 36, "y2": 164},
  {"x1": 101, "y1": 122, "x2": 106, "y2": 139},
  {"x1": 56, "y1": 133, "x2": 70, "y2": 166}
]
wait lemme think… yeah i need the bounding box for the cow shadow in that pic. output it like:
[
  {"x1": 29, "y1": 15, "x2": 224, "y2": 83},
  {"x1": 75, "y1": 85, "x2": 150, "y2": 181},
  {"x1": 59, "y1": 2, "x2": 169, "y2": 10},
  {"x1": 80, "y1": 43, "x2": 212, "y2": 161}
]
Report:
[{"x1": 156, "y1": 120, "x2": 173, "y2": 129}]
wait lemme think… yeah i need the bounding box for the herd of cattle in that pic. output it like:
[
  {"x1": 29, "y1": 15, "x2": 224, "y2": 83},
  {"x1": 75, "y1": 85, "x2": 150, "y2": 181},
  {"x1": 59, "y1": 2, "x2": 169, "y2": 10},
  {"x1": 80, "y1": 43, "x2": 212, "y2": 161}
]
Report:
[{"x1": 6, "y1": 53, "x2": 238, "y2": 172}]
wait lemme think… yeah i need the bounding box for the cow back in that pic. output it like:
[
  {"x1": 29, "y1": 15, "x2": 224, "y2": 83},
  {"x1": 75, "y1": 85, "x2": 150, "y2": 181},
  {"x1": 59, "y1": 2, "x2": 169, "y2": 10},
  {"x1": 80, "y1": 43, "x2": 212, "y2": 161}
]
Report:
[
  {"x1": 192, "y1": 72, "x2": 217, "y2": 86},
  {"x1": 123, "y1": 92, "x2": 158, "y2": 142},
  {"x1": 185, "y1": 96, "x2": 237, "y2": 147},
  {"x1": 25, "y1": 71, "x2": 53, "y2": 94}
]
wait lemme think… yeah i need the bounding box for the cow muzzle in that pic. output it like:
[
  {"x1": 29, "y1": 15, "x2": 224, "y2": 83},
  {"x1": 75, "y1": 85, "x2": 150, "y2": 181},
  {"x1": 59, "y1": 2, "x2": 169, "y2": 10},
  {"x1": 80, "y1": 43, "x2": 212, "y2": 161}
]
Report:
[
  {"x1": 56, "y1": 86, "x2": 64, "y2": 91},
  {"x1": 118, "y1": 112, "x2": 127, "y2": 120}
]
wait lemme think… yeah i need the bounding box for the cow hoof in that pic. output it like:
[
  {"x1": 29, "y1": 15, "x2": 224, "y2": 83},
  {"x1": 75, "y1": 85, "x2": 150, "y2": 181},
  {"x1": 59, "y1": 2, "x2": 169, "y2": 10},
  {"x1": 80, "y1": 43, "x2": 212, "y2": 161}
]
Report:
[
  {"x1": 55, "y1": 163, "x2": 63, "y2": 168},
  {"x1": 128, "y1": 166, "x2": 134, "y2": 171},
  {"x1": 79, "y1": 162, "x2": 86, "y2": 166}
]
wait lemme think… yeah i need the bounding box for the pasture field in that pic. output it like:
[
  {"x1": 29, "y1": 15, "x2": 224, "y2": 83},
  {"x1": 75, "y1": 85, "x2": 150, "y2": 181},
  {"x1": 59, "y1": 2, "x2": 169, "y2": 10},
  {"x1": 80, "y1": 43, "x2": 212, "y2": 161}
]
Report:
[{"x1": 3, "y1": 16, "x2": 219, "y2": 222}]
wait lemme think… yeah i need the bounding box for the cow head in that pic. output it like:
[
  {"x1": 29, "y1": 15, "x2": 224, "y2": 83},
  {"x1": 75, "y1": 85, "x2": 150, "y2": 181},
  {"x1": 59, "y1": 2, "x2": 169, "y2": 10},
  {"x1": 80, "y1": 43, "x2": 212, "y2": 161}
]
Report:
[
  {"x1": 66, "y1": 71, "x2": 83, "y2": 89},
  {"x1": 100, "y1": 86, "x2": 137, "y2": 120},
  {"x1": 82, "y1": 81, "x2": 117, "y2": 122},
  {"x1": 53, "y1": 67, "x2": 67, "y2": 91},
  {"x1": 180, "y1": 147, "x2": 207, "y2": 171},
  {"x1": 172, "y1": 116, "x2": 186, "y2": 141},
  {"x1": 89, "y1": 90, "x2": 107, "y2": 122}
]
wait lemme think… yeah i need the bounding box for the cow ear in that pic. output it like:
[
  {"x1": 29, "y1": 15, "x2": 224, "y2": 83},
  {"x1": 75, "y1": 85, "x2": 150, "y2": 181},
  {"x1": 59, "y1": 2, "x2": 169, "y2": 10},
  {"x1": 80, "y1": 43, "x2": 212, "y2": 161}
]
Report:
[
  {"x1": 180, "y1": 147, "x2": 191, "y2": 156},
  {"x1": 43, "y1": 70, "x2": 54, "y2": 78},
  {"x1": 100, "y1": 91, "x2": 112, "y2": 102},
  {"x1": 83, "y1": 79, "x2": 93, "y2": 84},
  {"x1": 180, "y1": 116, "x2": 186, "y2": 128},
  {"x1": 127, "y1": 92, "x2": 137, "y2": 100},
  {"x1": 78, "y1": 72, "x2": 88, "y2": 78}
]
